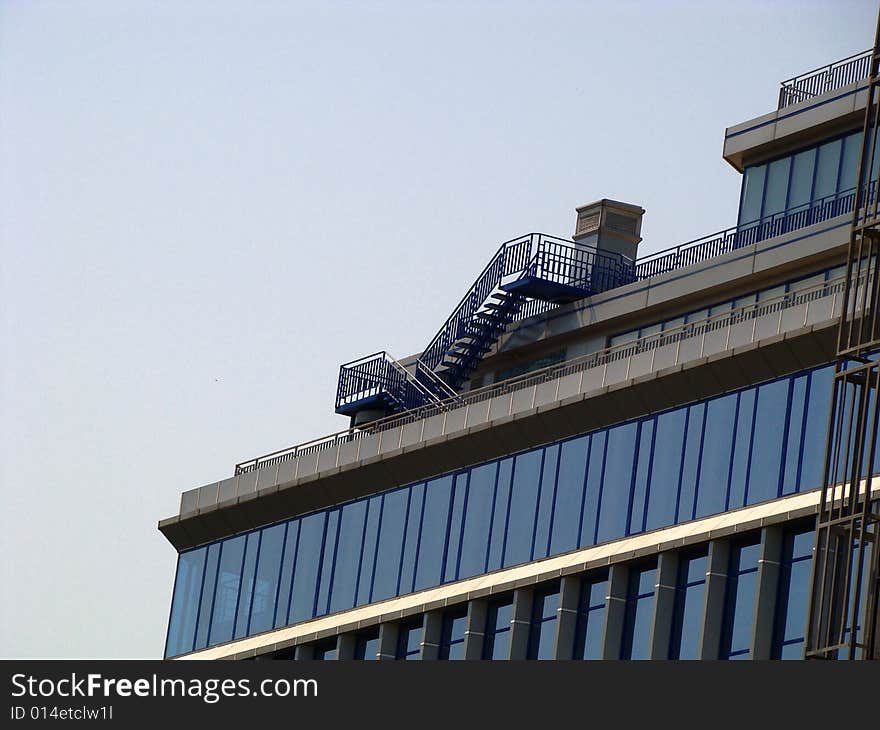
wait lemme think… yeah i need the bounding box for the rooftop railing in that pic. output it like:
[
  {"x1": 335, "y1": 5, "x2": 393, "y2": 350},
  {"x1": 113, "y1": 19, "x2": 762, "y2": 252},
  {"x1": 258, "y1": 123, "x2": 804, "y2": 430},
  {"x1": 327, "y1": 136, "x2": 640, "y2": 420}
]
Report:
[
  {"x1": 234, "y1": 271, "x2": 856, "y2": 475},
  {"x1": 632, "y1": 183, "x2": 867, "y2": 283},
  {"x1": 236, "y1": 179, "x2": 874, "y2": 476},
  {"x1": 778, "y1": 49, "x2": 871, "y2": 110}
]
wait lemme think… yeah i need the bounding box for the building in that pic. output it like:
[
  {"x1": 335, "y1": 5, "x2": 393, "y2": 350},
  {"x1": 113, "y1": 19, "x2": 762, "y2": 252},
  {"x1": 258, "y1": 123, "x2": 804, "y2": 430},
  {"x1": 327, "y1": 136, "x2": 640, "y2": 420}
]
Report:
[{"x1": 158, "y1": 46, "x2": 880, "y2": 661}]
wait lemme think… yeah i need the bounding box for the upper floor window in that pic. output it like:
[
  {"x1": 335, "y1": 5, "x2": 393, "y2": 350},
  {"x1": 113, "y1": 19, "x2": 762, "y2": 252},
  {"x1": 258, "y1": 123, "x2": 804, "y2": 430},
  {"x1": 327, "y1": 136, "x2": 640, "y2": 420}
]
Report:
[
  {"x1": 438, "y1": 607, "x2": 468, "y2": 660},
  {"x1": 772, "y1": 528, "x2": 814, "y2": 659},
  {"x1": 526, "y1": 582, "x2": 561, "y2": 660},
  {"x1": 670, "y1": 551, "x2": 709, "y2": 659},
  {"x1": 721, "y1": 541, "x2": 761, "y2": 660},
  {"x1": 482, "y1": 596, "x2": 514, "y2": 660},
  {"x1": 396, "y1": 617, "x2": 424, "y2": 660},
  {"x1": 573, "y1": 574, "x2": 608, "y2": 660},
  {"x1": 621, "y1": 563, "x2": 658, "y2": 659},
  {"x1": 738, "y1": 130, "x2": 878, "y2": 227}
]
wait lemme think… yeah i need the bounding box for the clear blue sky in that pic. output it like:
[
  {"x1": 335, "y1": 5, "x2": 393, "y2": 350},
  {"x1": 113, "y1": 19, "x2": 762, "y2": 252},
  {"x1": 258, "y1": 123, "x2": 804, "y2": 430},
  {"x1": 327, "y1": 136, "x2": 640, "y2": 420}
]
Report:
[{"x1": 1, "y1": 0, "x2": 875, "y2": 658}]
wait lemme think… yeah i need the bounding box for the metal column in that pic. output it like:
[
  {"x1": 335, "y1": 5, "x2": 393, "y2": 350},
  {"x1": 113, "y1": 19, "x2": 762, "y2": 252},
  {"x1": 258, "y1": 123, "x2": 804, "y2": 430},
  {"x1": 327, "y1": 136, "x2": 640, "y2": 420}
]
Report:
[{"x1": 806, "y1": 5, "x2": 880, "y2": 660}]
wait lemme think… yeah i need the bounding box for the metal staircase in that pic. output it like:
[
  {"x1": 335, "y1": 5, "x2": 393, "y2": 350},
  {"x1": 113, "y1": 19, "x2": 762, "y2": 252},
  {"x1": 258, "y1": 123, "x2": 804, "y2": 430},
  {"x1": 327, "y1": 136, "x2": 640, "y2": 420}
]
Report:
[{"x1": 336, "y1": 233, "x2": 634, "y2": 419}]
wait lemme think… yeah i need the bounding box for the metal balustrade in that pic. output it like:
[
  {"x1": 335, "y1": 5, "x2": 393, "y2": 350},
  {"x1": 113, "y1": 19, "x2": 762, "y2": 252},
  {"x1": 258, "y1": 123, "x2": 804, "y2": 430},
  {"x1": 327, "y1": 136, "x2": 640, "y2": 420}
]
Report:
[
  {"x1": 236, "y1": 273, "x2": 856, "y2": 476},
  {"x1": 336, "y1": 234, "x2": 635, "y2": 415},
  {"x1": 777, "y1": 49, "x2": 871, "y2": 110},
  {"x1": 633, "y1": 185, "x2": 867, "y2": 281},
  {"x1": 338, "y1": 183, "x2": 868, "y2": 420}
]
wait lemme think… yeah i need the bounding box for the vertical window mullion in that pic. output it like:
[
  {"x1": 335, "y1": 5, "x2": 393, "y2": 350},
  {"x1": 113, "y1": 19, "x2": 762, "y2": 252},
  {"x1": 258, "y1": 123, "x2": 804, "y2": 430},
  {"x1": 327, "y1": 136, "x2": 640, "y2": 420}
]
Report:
[
  {"x1": 483, "y1": 461, "x2": 501, "y2": 575},
  {"x1": 529, "y1": 449, "x2": 548, "y2": 561}
]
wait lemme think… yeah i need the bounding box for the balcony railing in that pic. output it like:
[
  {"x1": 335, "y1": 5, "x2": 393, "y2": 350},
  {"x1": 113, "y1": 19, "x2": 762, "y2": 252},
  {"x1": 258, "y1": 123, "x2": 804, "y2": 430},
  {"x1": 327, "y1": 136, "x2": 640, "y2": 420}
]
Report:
[
  {"x1": 778, "y1": 49, "x2": 871, "y2": 110},
  {"x1": 238, "y1": 178, "x2": 873, "y2": 475},
  {"x1": 235, "y1": 272, "x2": 856, "y2": 475},
  {"x1": 632, "y1": 184, "x2": 866, "y2": 283}
]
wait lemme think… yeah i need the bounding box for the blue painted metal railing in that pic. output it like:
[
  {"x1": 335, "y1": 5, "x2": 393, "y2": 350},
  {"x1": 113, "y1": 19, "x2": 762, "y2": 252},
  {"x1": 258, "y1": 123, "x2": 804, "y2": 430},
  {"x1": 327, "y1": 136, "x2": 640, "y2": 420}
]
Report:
[
  {"x1": 237, "y1": 271, "x2": 852, "y2": 475},
  {"x1": 777, "y1": 49, "x2": 871, "y2": 110},
  {"x1": 337, "y1": 234, "x2": 636, "y2": 414},
  {"x1": 336, "y1": 183, "x2": 873, "y2": 418},
  {"x1": 335, "y1": 351, "x2": 428, "y2": 415},
  {"x1": 633, "y1": 185, "x2": 867, "y2": 281}
]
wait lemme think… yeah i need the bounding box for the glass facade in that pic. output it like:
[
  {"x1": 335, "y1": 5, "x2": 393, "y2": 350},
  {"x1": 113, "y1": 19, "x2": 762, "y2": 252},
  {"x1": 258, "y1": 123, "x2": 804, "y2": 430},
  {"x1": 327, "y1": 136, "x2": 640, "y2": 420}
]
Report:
[
  {"x1": 738, "y1": 129, "x2": 879, "y2": 227},
  {"x1": 481, "y1": 597, "x2": 513, "y2": 660},
  {"x1": 166, "y1": 361, "x2": 874, "y2": 658},
  {"x1": 354, "y1": 628, "x2": 379, "y2": 660},
  {"x1": 285, "y1": 521, "x2": 826, "y2": 661},
  {"x1": 526, "y1": 582, "x2": 561, "y2": 660},
  {"x1": 573, "y1": 575, "x2": 608, "y2": 660},
  {"x1": 721, "y1": 541, "x2": 761, "y2": 660},
  {"x1": 438, "y1": 607, "x2": 468, "y2": 660},
  {"x1": 670, "y1": 552, "x2": 708, "y2": 660},
  {"x1": 772, "y1": 529, "x2": 814, "y2": 659},
  {"x1": 621, "y1": 564, "x2": 657, "y2": 660},
  {"x1": 396, "y1": 617, "x2": 424, "y2": 660}
]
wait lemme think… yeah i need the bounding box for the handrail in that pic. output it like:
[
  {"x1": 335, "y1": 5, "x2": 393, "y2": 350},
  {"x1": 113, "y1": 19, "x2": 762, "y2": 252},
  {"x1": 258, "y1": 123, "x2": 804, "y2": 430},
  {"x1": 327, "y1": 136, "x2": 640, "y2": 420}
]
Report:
[
  {"x1": 778, "y1": 49, "x2": 871, "y2": 110},
  {"x1": 387, "y1": 353, "x2": 443, "y2": 405},
  {"x1": 631, "y1": 183, "x2": 870, "y2": 283},
  {"x1": 236, "y1": 271, "x2": 858, "y2": 475},
  {"x1": 415, "y1": 358, "x2": 460, "y2": 401}
]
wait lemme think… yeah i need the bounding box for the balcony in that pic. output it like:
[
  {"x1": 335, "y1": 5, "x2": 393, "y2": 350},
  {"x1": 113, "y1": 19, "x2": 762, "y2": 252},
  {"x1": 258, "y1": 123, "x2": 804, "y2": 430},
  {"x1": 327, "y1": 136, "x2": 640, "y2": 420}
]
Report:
[
  {"x1": 777, "y1": 49, "x2": 871, "y2": 110},
  {"x1": 231, "y1": 271, "x2": 855, "y2": 478}
]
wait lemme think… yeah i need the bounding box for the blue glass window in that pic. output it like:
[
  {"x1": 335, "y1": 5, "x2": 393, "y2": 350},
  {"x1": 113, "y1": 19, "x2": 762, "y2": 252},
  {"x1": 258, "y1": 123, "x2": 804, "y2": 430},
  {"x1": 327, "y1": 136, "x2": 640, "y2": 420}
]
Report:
[
  {"x1": 233, "y1": 532, "x2": 260, "y2": 639},
  {"x1": 487, "y1": 458, "x2": 513, "y2": 572},
  {"x1": 414, "y1": 475, "x2": 453, "y2": 590},
  {"x1": 596, "y1": 423, "x2": 637, "y2": 543},
  {"x1": 839, "y1": 133, "x2": 861, "y2": 192},
  {"x1": 533, "y1": 445, "x2": 560, "y2": 559},
  {"x1": 371, "y1": 489, "x2": 408, "y2": 602},
  {"x1": 482, "y1": 597, "x2": 513, "y2": 660},
  {"x1": 458, "y1": 465, "x2": 497, "y2": 579},
  {"x1": 248, "y1": 523, "x2": 286, "y2": 635},
  {"x1": 166, "y1": 362, "x2": 850, "y2": 656},
  {"x1": 438, "y1": 607, "x2": 468, "y2": 660},
  {"x1": 773, "y1": 528, "x2": 814, "y2": 659},
  {"x1": 442, "y1": 477, "x2": 465, "y2": 583},
  {"x1": 646, "y1": 410, "x2": 686, "y2": 531},
  {"x1": 328, "y1": 501, "x2": 367, "y2": 614},
  {"x1": 629, "y1": 420, "x2": 654, "y2": 534},
  {"x1": 274, "y1": 521, "x2": 299, "y2": 628},
  {"x1": 670, "y1": 552, "x2": 708, "y2": 659},
  {"x1": 678, "y1": 404, "x2": 705, "y2": 523},
  {"x1": 721, "y1": 541, "x2": 761, "y2": 659},
  {"x1": 746, "y1": 378, "x2": 790, "y2": 504},
  {"x1": 573, "y1": 575, "x2": 608, "y2": 660},
  {"x1": 813, "y1": 138, "x2": 843, "y2": 200},
  {"x1": 289, "y1": 513, "x2": 325, "y2": 623},
  {"x1": 550, "y1": 436, "x2": 590, "y2": 554},
  {"x1": 736, "y1": 130, "x2": 877, "y2": 231},
  {"x1": 207, "y1": 534, "x2": 245, "y2": 646},
  {"x1": 354, "y1": 627, "x2": 380, "y2": 660},
  {"x1": 312, "y1": 638, "x2": 337, "y2": 660},
  {"x1": 580, "y1": 431, "x2": 606, "y2": 547},
  {"x1": 526, "y1": 583, "x2": 560, "y2": 660},
  {"x1": 503, "y1": 450, "x2": 543, "y2": 568},
  {"x1": 396, "y1": 617, "x2": 424, "y2": 660},
  {"x1": 194, "y1": 543, "x2": 220, "y2": 651},
  {"x1": 399, "y1": 482, "x2": 425, "y2": 595},
  {"x1": 739, "y1": 164, "x2": 766, "y2": 224},
  {"x1": 622, "y1": 564, "x2": 657, "y2": 659},
  {"x1": 165, "y1": 546, "x2": 206, "y2": 658},
  {"x1": 356, "y1": 496, "x2": 382, "y2": 605},
  {"x1": 788, "y1": 148, "x2": 816, "y2": 210},
  {"x1": 763, "y1": 156, "x2": 791, "y2": 216}
]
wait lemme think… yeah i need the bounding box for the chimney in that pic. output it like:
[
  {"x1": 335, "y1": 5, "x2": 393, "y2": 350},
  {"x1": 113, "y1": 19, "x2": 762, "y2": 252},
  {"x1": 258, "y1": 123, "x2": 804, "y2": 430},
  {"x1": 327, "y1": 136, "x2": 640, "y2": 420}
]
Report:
[{"x1": 572, "y1": 198, "x2": 645, "y2": 263}]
